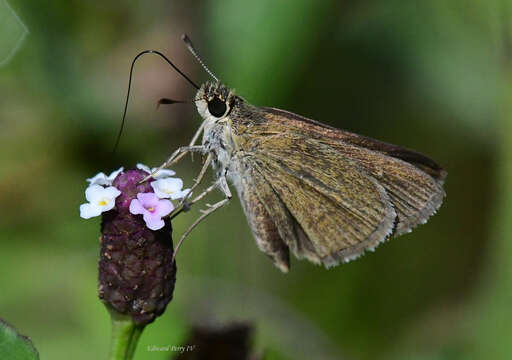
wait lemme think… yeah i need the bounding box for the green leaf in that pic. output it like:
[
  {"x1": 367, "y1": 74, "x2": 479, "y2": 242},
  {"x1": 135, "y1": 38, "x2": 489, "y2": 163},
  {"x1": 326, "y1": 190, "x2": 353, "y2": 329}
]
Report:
[{"x1": 0, "y1": 319, "x2": 39, "y2": 360}]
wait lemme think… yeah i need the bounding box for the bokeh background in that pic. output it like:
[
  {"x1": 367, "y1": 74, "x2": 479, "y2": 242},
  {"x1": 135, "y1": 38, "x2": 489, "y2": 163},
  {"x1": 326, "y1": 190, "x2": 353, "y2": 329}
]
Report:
[{"x1": 1, "y1": 0, "x2": 510, "y2": 359}]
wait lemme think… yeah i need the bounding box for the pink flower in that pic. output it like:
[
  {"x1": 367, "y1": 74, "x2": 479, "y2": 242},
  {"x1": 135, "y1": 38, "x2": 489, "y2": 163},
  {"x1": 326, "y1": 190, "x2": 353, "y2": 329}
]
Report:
[{"x1": 129, "y1": 193, "x2": 174, "y2": 230}]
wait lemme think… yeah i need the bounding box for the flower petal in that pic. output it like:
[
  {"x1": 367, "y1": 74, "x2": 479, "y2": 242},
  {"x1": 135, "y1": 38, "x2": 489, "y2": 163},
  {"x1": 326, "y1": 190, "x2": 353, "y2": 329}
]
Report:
[
  {"x1": 136, "y1": 163, "x2": 151, "y2": 174},
  {"x1": 168, "y1": 178, "x2": 183, "y2": 191},
  {"x1": 151, "y1": 178, "x2": 184, "y2": 199},
  {"x1": 151, "y1": 168, "x2": 176, "y2": 179},
  {"x1": 136, "y1": 192, "x2": 160, "y2": 207},
  {"x1": 143, "y1": 213, "x2": 165, "y2": 230},
  {"x1": 80, "y1": 203, "x2": 103, "y2": 219},
  {"x1": 152, "y1": 187, "x2": 168, "y2": 199},
  {"x1": 173, "y1": 188, "x2": 191, "y2": 200},
  {"x1": 107, "y1": 167, "x2": 124, "y2": 181},
  {"x1": 101, "y1": 198, "x2": 116, "y2": 212},
  {"x1": 103, "y1": 186, "x2": 122, "y2": 199},
  {"x1": 150, "y1": 180, "x2": 167, "y2": 198},
  {"x1": 129, "y1": 198, "x2": 145, "y2": 215},
  {"x1": 155, "y1": 199, "x2": 174, "y2": 217},
  {"x1": 86, "y1": 172, "x2": 109, "y2": 186},
  {"x1": 85, "y1": 184, "x2": 106, "y2": 202}
]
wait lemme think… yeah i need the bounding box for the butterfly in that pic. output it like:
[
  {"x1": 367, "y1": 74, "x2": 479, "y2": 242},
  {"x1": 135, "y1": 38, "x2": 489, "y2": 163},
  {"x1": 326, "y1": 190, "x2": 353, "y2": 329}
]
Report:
[{"x1": 123, "y1": 36, "x2": 446, "y2": 272}]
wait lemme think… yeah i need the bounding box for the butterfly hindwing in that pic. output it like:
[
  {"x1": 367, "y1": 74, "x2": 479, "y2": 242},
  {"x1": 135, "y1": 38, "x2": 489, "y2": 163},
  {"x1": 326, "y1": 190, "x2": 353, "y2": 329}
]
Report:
[
  {"x1": 236, "y1": 168, "x2": 291, "y2": 271},
  {"x1": 232, "y1": 132, "x2": 397, "y2": 267}
]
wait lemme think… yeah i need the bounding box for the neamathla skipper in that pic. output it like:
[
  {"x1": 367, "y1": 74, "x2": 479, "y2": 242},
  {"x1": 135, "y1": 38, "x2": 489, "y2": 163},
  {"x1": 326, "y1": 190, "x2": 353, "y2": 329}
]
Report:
[{"x1": 121, "y1": 35, "x2": 446, "y2": 272}]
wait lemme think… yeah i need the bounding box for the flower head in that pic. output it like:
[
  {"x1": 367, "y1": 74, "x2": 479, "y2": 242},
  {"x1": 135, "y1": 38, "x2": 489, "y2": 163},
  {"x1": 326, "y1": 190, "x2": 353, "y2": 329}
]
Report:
[
  {"x1": 86, "y1": 167, "x2": 124, "y2": 186},
  {"x1": 98, "y1": 169, "x2": 176, "y2": 325},
  {"x1": 80, "y1": 185, "x2": 121, "y2": 219},
  {"x1": 129, "y1": 193, "x2": 174, "y2": 230},
  {"x1": 136, "y1": 163, "x2": 176, "y2": 179},
  {"x1": 151, "y1": 177, "x2": 191, "y2": 200}
]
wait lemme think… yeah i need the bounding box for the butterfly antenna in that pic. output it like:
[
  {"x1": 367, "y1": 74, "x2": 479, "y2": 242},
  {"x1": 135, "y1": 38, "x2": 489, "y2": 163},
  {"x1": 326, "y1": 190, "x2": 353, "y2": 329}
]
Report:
[
  {"x1": 113, "y1": 49, "x2": 199, "y2": 154},
  {"x1": 182, "y1": 34, "x2": 219, "y2": 82}
]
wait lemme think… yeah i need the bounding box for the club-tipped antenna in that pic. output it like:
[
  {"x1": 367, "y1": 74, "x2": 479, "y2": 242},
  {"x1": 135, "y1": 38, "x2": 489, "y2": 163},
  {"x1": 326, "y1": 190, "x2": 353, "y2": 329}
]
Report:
[
  {"x1": 113, "y1": 49, "x2": 199, "y2": 154},
  {"x1": 182, "y1": 34, "x2": 219, "y2": 83}
]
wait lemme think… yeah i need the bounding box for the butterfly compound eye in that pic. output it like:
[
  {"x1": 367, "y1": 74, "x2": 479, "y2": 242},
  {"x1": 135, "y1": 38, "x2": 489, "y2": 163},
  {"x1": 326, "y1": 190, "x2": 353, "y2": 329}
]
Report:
[{"x1": 207, "y1": 97, "x2": 227, "y2": 117}]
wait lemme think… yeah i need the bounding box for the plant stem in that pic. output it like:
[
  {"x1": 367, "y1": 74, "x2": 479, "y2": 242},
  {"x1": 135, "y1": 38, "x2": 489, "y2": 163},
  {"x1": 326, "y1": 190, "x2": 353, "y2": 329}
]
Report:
[{"x1": 108, "y1": 310, "x2": 145, "y2": 360}]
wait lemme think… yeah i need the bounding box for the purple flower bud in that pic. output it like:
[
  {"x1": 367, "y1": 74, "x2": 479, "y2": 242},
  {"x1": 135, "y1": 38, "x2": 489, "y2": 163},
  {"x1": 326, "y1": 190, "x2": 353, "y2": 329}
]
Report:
[
  {"x1": 112, "y1": 169, "x2": 154, "y2": 212},
  {"x1": 98, "y1": 168, "x2": 176, "y2": 325}
]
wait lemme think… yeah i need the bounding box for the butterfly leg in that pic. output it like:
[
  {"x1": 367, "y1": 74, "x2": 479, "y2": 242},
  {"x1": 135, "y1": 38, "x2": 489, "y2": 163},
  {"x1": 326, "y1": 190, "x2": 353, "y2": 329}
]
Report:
[
  {"x1": 188, "y1": 120, "x2": 207, "y2": 161},
  {"x1": 188, "y1": 174, "x2": 232, "y2": 206},
  {"x1": 168, "y1": 153, "x2": 213, "y2": 218},
  {"x1": 142, "y1": 145, "x2": 205, "y2": 182},
  {"x1": 160, "y1": 145, "x2": 205, "y2": 170},
  {"x1": 187, "y1": 180, "x2": 222, "y2": 205},
  {"x1": 171, "y1": 176, "x2": 231, "y2": 263}
]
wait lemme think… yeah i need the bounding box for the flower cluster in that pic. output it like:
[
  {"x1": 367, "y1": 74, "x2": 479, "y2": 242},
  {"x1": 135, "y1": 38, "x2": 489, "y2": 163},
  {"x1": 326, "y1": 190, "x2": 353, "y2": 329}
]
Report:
[
  {"x1": 80, "y1": 164, "x2": 191, "y2": 230},
  {"x1": 97, "y1": 168, "x2": 178, "y2": 325}
]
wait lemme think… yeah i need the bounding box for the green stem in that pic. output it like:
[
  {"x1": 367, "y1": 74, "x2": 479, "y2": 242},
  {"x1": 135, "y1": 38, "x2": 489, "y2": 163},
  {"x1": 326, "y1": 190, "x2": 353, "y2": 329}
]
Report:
[
  {"x1": 108, "y1": 310, "x2": 145, "y2": 360},
  {"x1": 125, "y1": 325, "x2": 144, "y2": 360}
]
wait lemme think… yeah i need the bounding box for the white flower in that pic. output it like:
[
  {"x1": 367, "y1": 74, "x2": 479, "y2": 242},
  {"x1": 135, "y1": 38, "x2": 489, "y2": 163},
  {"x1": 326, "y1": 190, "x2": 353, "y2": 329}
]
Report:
[
  {"x1": 136, "y1": 163, "x2": 176, "y2": 179},
  {"x1": 86, "y1": 167, "x2": 124, "y2": 186},
  {"x1": 80, "y1": 185, "x2": 121, "y2": 219},
  {"x1": 151, "y1": 177, "x2": 191, "y2": 200}
]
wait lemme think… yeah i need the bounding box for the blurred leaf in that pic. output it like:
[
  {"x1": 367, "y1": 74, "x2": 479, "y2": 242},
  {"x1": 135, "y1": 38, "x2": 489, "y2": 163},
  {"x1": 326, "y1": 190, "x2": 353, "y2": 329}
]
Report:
[
  {"x1": 0, "y1": 319, "x2": 39, "y2": 360},
  {"x1": 0, "y1": 0, "x2": 28, "y2": 66}
]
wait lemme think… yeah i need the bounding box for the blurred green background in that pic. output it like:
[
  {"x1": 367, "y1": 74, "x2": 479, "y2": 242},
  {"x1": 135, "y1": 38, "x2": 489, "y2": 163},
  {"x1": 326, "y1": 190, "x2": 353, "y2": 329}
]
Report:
[{"x1": 0, "y1": 0, "x2": 510, "y2": 359}]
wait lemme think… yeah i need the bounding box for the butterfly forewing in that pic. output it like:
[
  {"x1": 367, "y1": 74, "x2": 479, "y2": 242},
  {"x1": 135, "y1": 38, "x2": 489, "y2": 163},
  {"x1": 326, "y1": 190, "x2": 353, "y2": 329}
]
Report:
[
  {"x1": 247, "y1": 107, "x2": 445, "y2": 235},
  {"x1": 226, "y1": 103, "x2": 445, "y2": 268},
  {"x1": 261, "y1": 107, "x2": 447, "y2": 184}
]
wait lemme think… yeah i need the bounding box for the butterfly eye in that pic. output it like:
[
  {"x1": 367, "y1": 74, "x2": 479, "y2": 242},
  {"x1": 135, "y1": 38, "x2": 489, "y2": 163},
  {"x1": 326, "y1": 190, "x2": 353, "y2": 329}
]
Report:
[{"x1": 207, "y1": 97, "x2": 227, "y2": 118}]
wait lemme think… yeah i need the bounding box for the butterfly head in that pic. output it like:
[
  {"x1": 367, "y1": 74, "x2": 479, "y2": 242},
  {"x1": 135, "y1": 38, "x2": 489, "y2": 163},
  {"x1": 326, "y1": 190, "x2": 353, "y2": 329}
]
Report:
[{"x1": 195, "y1": 81, "x2": 235, "y2": 121}]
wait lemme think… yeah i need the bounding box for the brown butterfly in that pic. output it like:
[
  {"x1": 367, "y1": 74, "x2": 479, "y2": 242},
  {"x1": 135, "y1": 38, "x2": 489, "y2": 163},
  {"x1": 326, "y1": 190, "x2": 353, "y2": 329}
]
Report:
[{"x1": 131, "y1": 36, "x2": 446, "y2": 272}]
